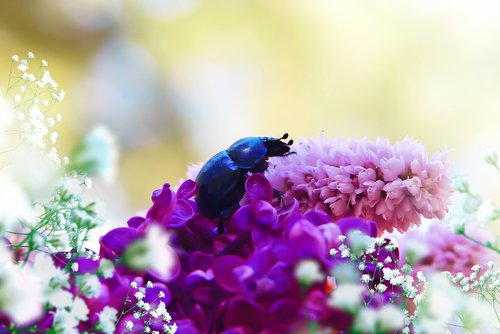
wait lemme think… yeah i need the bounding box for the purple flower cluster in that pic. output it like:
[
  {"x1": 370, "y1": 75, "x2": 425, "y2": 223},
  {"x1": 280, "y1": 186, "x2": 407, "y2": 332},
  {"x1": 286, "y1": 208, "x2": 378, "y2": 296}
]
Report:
[
  {"x1": 266, "y1": 136, "x2": 452, "y2": 235},
  {"x1": 98, "y1": 174, "x2": 409, "y2": 333}
]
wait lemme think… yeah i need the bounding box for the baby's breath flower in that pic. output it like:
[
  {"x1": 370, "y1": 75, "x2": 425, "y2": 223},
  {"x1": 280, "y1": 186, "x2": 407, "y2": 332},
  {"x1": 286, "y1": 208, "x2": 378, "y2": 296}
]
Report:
[
  {"x1": 361, "y1": 274, "x2": 370, "y2": 284},
  {"x1": 17, "y1": 64, "x2": 28, "y2": 72},
  {"x1": 130, "y1": 281, "x2": 138, "y2": 289},
  {"x1": 71, "y1": 262, "x2": 79, "y2": 272},
  {"x1": 125, "y1": 320, "x2": 134, "y2": 331},
  {"x1": 376, "y1": 283, "x2": 387, "y2": 293},
  {"x1": 12, "y1": 55, "x2": 19, "y2": 62},
  {"x1": 134, "y1": 291, "x2": 145, "y2": 300},
  {"x1": 27, "y1": 51, "x2": 35, "y2": 59},
  {"x1": 41, "y1": 59, "x2": 48, "y2": 67}
]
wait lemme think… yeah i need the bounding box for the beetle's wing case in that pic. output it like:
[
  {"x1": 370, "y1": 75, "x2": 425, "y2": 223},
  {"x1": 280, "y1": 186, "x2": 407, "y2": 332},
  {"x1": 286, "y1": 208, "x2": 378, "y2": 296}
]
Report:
[
  {"x1": 227, "y1": 137, "x2": 267, "y2": 170},
  {"x1": 195, "y1": 151, "x2": 247, "y2": 218}
]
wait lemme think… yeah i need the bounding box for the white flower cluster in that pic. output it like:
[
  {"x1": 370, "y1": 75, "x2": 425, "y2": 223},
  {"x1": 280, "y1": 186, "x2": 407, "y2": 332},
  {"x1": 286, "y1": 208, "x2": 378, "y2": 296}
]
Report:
[
  {"x1": 9, "y1": 52, "x2": 67, "y2": 165},
  {"x1": 123, "y1": 281, "x2": 177, "y2": 334},
  {"x1": 444, "y1": 261, "x2": 499, "y2": 297},
  {"x1": 329, "y1": 235, "x2": 427, "y2": 333}
]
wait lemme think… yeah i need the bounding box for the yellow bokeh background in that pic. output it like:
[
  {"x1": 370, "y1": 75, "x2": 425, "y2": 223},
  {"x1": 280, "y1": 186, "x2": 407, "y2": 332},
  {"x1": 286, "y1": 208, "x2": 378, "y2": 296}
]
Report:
[{"x1": 0, "y1": 0, "x2": 499, "y2": 221}]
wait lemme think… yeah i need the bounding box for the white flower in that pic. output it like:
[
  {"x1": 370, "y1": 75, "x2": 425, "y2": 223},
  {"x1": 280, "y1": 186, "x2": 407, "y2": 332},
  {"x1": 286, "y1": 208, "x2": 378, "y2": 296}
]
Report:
[
  {"x1": 147, "y1": 281, "x2": 153, "y2": 288},
  {"x1": 27, "y1": 51, "x2": 35, "y2": 59},
  {"x1": 360, "y1": 274, "x2": 370, "y2": 284},
  {"x1": 77, "y1": 274, "x2": 101, "y2": 298},
  {"x1": 158, "y1": 291, "x2": 166, "y2": 298},
  {"x1": 41, "y1": 59, "x2": 48, "y2": 67},
  {"x1": 377, "y1": 305, "x2": 405, "y2": 331},
  {"x1": 130, "y1": 281, "x2": 138, "y2": 289},
  {"x1": 0, "y1": 172, "x2": 35, "y2": 230},
  {"x1": 97, "y1": 307, "x2": 117, "y2": 334},
  {"x1": 69, "y1": 125, "x2": 119, "y2": 183},
  {"x1": 134, "y1": 291, "x2": 145, "y2": 300},
  {"x1": 0, "y1": 247, "x2": 44, "y2": 325},
  {"x1": 71, "y1": 297, "x2": 89, "y2": 321},
  {"x1": 12, "y1": 55, "x2": 19, "y2": 62},
  {"x1": 71, "y1": 262, "x2": 79, "y2": 272},
  {"x1": 47, "y1": 289, "x2": 73, "y2": 308},
  {"x1": 353, "y1": 308, "x2": 377, "y2": 332},
  {"x1": 328, "y1": 283, "x2": 365, "y2": 312},
  {"x1": 17, "y1": 64, "x2": 28, "y2": 72},
  {"x1": 125, "y1": 320, "x2": 134, "y2": 330},
  {"x1": 124, "y1": 225, "x2": 177, "y2": 279},
  {"x1": 53, "y1": 309, "x2": 79, "y2": 334},
  {"x1": 376, "y1": 283, "x2": 387, "y2": 293},
  {"x1": 294, "y1": 260, "x2": 325, "y2": 285},
  {"x1": 98, "y1": 259, "x2": 115, "y2": 278}
]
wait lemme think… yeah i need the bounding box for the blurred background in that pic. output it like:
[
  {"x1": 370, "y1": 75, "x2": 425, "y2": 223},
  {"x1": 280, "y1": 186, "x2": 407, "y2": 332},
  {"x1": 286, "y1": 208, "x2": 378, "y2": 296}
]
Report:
[{"x1": 1, "y1": 0, "x2": 499, "y2": 224}]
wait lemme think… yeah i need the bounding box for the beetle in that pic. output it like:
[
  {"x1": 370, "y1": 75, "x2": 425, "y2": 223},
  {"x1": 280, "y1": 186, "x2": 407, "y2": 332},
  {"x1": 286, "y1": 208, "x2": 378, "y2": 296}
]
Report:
[{"x1": 195, "y1": 133, "x2": 294, "y2": 233}]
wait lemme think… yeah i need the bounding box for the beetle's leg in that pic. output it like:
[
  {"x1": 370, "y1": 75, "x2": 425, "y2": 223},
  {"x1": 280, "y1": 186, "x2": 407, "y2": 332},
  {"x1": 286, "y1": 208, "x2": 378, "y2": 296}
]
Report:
[
  {"x1": 273, "y1": 188, "x2": 285, "y2": 206},
  {"x1": 217, "y1": 204, "x2": 240, "y2": 234}
]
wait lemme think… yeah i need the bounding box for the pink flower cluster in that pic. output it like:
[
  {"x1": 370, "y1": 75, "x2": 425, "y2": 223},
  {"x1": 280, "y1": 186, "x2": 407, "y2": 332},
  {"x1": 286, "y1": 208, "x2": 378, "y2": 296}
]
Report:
[
  {"x1": 397, "y1": 222, "x2": 497, "y2": 275},
  {"x1": 266, "y1": 136, "x2": 452, "y2": 235}
]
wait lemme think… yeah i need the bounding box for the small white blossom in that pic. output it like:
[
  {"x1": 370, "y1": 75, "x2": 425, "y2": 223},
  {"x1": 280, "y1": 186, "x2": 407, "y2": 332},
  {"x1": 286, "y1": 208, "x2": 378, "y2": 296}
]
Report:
[
  {"x1": 41, "y1": 59, "x2": 48, "y2": 67},
  {"x1": 17, "y1": 64, "x2": 28, "y2": 72},
  {"x1": 27, "y1": 51, "x2": 35, "y2": 59},
  {"x1": 376, "y1": 283, "x2": 387, "y2": 293},
  {"x1": 71, "y1": 262, "x2": 79, "y2": 272},
  {"x1": 147, "y1": 281, "x2": 153, "y2": 288},
  {"x1": 97, "y1": 307, "x2": 117, "y2": 334},
  {"x1": 361, "y1": 274, "x2": 370, "y2": 284},
  {"x1": 12, "y1": 55, "x2": 19, "y2": 62},
  {"x1": 294, "y1": 259, "x2": 325, "y2": 285},
  {"x1": 134, "y1": 291, "x2": 145, "y2": 300},
  {"x1": 125, "y1": 320, "x2": 134, "y2": 330},
  {"x1": 130, "y1": 281, "x2": 138, "y2": 289}
]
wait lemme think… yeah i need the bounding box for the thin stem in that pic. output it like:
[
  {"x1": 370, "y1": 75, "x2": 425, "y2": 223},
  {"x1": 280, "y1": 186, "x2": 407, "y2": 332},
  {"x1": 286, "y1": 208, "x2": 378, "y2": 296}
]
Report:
[{"x1": 461, "y1": 233, "x2": 500, "y2": 254}]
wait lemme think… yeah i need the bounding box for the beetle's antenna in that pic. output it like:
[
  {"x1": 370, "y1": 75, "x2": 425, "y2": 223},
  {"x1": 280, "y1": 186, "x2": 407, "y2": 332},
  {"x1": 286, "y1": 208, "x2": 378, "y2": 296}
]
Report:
[
  {"x1": 280, "y1": 133, "x2": 289, "y2": 140},
  {"x1": 287, "y1": 139, "x2": 294, "y2": 145}
]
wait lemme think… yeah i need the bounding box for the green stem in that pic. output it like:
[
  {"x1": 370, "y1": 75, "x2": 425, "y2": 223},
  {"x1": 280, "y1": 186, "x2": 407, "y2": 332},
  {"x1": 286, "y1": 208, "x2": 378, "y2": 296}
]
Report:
[{"x1": 461, "y1": 232, "x2": 500, "y2": 254}]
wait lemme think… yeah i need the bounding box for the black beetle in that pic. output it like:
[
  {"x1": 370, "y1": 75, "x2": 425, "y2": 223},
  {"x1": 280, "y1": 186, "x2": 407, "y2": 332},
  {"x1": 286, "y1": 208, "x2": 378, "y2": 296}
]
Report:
[{"x1": 195, "y1": 133, "x2": 294, "y2": 233}]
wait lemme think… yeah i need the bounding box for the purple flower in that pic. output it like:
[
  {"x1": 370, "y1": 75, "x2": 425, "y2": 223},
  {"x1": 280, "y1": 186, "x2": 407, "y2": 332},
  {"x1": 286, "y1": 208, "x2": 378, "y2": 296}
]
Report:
[
  {"x1": 108, "y1": 176, "x2": 396, "y2": 332},
  {"x1": 266, "y1": 136, "x2": 452, "y2": 235}
]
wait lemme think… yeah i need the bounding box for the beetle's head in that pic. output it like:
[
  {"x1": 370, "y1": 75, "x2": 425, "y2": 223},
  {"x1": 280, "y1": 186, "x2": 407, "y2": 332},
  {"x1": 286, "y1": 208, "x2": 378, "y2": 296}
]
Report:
[{"x1": 264, "y1": 133, "x2": 294, "y2": 157}]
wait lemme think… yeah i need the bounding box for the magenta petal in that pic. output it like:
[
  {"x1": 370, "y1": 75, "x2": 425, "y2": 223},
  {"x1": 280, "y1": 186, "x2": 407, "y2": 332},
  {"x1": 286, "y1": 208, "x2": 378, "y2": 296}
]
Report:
[
  {"x1": 185, "y1": 269, "x2": 215, "y2": 287},
  {"x1": 269, "y1": 298, "x2": 300, "y2": 324},
  {"x1": 287, "y1": 220, "x2": 326, "y2": 259},
  {"x1": 253, "y1": 200, "x2": 277, "y2": 227},
  {"x1": 168, "y1": 199, "x2": 194, "y2": 227},
  {"x1": 335, "y1": 217, "x2": 377, "y2": 237},
  {"x1": 175, "y1": 319, "x2": 201, "y2": 334},
  {"x1": 213, "y1": 255, "x2": 246, "y2": 292},
  {"x1": 224, "y1": 297, "x2": 266, "y2": 331},
  {"x1": 245, "y1": 174, "x2": 273, "y2": 203},
  {"x1": 99, "y1": 227, "x2": 140, "y2": 259},
  {"x1": 318, "y1": 223, "x2": 342, "y2": 250},
  {"x1": 127, "y1": 216, "x2": 145, "y2": 229},
  {"x1": 144, "y1": 282, "x2": 172, "y2": 306},
  {"x1": 251, "y1": 228, "x2": 272, "y2": 248},
  {"x1": 146, "y1": 183, "x2": 177, "y2": 222},
  {"x1": 305, "y1": 210, "x2": 331, "y2": 226},
  {"x1": 177, "y1": 179, "x2": 198, "y2": 200},
  {"x1": 233, "y1": 205, "x2": 254, "y2": 231}
]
